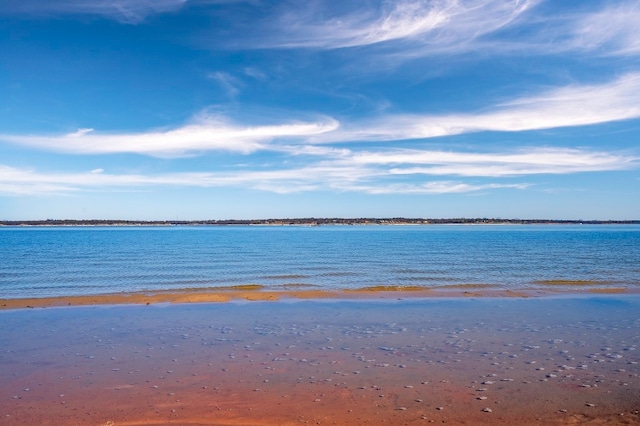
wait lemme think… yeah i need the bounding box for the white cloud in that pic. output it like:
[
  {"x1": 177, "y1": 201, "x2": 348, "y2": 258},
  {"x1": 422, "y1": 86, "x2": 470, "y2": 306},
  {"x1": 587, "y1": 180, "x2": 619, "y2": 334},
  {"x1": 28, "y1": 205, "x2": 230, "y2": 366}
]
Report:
[
  {"x1": 243, "y1": 67, "x2": 267, "y2": 80},
  {"x1": 352, "y1": 148, "x2": 638, "y2": 176},
  {"x1": 1, "y1": 146, "x2": 635, "y2": 196},
  {"x1": 452, "y1": 1, "x2": 640, "y2": 59},
  {"x1": 241, "y1": 0, "x2": 640, "y2": 67},
  {"x1": 69, "y1": 128, "x2": 94, "y2": 137},
  {"x1": 0, "y1": 163, "x2": 528, "y2": 196},
  {"x1": 257, "y1": 0, "x2": 536, "y2": 50},
  {"x1": 207, "y1": 71, "x2": 244, "y2": 98},
  {"x1": 0, "y1": 164, "x2": 359, "y2": 195},
  {"x1": 315, "y1": 73, "x2": 640, "y2": 143},
  {"x1": 562, "y1": 1, "x2": 640, "y2": 56},
  {"x1": 0, "y1": 114, "x2": 340, "y2": 158},
  {"x1": 0, "y1": 0, "x2": 189, "y2": 24},
  {"x1": 341, "y1": 182, "x2": 529, "y2": 194},
  {"x1": 3, "y1": 74, "x2": 640, "y2": 156}
]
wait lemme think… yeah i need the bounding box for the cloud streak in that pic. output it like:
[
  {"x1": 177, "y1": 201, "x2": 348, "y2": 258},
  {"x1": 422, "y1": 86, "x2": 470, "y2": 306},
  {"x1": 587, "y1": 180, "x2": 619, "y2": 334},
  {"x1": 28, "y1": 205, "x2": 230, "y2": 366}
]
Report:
[
  {"x1": 1, "y1": 115, "x2": 339, "y2": 158},
  {"x1": 1, "y1": 146, "x2": 635, "y2": 196},
  {"x1": 207, "y1": 71, "x2": 244, "y2": 99},
  {"x1": 316, "y1": 73, "x2": 640, "y2": 143},
  {"x1": 559, "y1": 1, "x2": 640, "y2": 56},
  {"x1": 0, "y1": 164, "x2": 526, "y2": 196},
  {"x1": 3, "y1": 74, "x2": 640, "y2": 156},
  {"x1": 363, "y1": 148, "x2": 638, "y2": 176},
  {"x1": 236, "y1": 0, "x2": 640, "y2": 69},
  {"x1": 254, "y1": 0, "x2": 536, "y2": 50},
  {"x1": 0, "y1": 0, "x2": 189, "y2": 23},
  {"x1": 343, "y1": 182, "x2": 528, "y2": 194}
]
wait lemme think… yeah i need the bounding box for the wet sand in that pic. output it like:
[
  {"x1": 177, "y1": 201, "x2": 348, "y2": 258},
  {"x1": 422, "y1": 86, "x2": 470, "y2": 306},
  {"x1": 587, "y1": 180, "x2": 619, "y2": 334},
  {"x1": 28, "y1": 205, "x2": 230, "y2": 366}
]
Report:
[
  {"x1": 1, "y1": 297, "x2": 639, "y2": 425},
  {"x1": 1, "y1": 285, "x2": 638, "y2": 310}
]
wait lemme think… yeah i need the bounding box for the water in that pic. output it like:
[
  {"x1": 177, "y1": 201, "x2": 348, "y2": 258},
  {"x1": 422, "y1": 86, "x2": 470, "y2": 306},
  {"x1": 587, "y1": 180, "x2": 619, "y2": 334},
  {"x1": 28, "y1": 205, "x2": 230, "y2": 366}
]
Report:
[
  {"x1": 1, "y1": 225, "x2": 639, "y2": 298},
  {"x1": 1, "y1": 297, "x2": 639, "y2": 424}
]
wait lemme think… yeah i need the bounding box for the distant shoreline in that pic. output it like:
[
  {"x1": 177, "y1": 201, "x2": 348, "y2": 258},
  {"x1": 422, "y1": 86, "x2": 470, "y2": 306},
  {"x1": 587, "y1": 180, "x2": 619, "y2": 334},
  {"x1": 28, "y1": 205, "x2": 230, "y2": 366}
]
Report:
[{"x1": 1, "y1": 218, "x2": 639, "y2": 227}]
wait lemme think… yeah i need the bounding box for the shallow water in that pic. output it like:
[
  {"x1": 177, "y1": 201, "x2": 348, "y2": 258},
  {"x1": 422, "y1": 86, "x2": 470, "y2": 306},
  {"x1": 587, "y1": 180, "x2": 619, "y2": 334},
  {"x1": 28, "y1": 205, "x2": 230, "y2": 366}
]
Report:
[
  {"x1": 1, "y1": 225, "x2": 639, "y2": 298},
  {"x1": 1, "y1": 297, "x2": 639, "y2": 425}
]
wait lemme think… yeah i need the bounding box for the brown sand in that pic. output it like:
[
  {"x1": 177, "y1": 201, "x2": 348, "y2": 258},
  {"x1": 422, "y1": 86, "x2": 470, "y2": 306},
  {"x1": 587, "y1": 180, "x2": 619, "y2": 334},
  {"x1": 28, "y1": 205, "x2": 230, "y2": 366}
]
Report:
[{"x1": 2, "y1": 286, "x2": 639, "y2": 310}]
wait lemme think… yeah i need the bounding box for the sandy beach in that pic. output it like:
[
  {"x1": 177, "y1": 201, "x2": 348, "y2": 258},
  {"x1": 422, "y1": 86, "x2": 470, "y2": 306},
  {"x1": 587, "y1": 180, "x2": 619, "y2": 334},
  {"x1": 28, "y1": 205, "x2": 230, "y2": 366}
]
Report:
[{"x1": 1, "y1": 295, "x2": 639, "y2": 425}]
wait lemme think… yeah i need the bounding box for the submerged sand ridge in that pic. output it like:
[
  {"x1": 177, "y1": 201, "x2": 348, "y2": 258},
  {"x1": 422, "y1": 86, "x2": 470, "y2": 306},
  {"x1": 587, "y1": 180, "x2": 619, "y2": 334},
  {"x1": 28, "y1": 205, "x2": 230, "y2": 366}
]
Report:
[
  {"x1": 1, "y1": 297, "x2": 639, "y2": 425},
  {"x1": 1, "y1": 284, "x2": 638, "y2": 310}
]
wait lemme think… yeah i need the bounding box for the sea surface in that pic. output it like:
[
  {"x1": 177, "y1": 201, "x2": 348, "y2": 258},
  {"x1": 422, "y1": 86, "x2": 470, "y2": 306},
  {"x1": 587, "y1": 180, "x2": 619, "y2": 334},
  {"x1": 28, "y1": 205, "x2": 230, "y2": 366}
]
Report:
[{"x1": 1, "y1": 224, "x2": 639, "y2": 298}]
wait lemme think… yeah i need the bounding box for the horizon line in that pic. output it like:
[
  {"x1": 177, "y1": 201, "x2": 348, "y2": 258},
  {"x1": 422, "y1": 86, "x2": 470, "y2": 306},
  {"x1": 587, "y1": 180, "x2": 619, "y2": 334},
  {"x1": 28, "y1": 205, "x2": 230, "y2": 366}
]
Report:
[{"x1": 2, "y1": 218, "x2": 639, "y2": 226}]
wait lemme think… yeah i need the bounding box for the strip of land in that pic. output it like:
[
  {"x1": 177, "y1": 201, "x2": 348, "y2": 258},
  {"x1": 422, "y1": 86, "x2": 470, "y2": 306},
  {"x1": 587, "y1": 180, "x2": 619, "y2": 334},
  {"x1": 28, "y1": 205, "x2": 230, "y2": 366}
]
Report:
[{"x1": 2, "y1": 217, "x2": 639, "y2": 226}]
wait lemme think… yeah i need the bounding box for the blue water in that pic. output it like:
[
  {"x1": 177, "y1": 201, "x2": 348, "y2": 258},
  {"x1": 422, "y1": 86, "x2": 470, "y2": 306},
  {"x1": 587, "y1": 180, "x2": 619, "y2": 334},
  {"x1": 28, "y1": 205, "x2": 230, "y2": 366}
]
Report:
[{"x1": 1, "y1": 225, "x2": 639, "y2": 298}]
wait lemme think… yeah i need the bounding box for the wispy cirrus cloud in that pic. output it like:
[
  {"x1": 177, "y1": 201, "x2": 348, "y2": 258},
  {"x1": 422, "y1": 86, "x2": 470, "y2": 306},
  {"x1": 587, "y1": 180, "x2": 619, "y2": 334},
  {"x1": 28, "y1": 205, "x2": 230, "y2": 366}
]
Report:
[
  {"x1": 207, "y1": 71, "x2": 244, "y2": 99},
  {"x1": 316, "y1": 73, "x2": 640, "y2": 143},
  {"x1": 2, "y1": 74, "x2": 640, "y2": 156},
  {"x1": 350, "y1": 148, "x2": 638, "y2": 177},
  {"x1": 0, "y1": 0, "x2": 190, "y2": 23},
  {"x1": 1, "y1": 146, "x2": 635, "y2": 196},
  {"x1": 238, "y1": 0, "x2": 640, "y2": 67},
  {"x1": 399, "y1": 0, "x2": 640, "y2": 60},
  {"x1": 0, "y1": 163, "x2": 526, "y2": 196},
  {"x1": 0, "y1": 163, "x2": 368, "y2": 195},
  {"x1": 0, "y1": 115, "x2": 339, "y2": 158},
  {"x1": 252, "y1": 0, "x2": 536, "y2": 50},
  {"x1": 342, "y1": 182, "x2": 528, "y2": 194},
  {"x1": 558, "y1": 1, "x2": 640, "y2": 56}
]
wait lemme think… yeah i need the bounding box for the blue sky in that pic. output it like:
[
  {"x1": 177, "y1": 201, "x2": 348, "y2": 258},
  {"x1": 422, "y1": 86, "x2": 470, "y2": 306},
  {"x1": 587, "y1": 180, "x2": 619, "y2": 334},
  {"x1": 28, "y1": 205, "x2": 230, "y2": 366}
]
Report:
[{"x1": 1, "y1": 0, "x2": 639, "y2": 220}]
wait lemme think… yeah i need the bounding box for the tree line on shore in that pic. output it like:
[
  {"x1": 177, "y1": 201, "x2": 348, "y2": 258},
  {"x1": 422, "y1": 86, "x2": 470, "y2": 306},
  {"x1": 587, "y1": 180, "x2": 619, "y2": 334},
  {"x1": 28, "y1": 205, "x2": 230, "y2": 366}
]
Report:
[{"x1": 1, "y1": 218, "x2": 639, "y2": 226}]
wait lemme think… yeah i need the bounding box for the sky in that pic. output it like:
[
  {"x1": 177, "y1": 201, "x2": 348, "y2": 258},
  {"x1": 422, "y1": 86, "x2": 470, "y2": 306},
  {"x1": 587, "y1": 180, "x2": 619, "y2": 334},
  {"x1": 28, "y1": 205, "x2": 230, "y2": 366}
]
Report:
[{"x1": 1, "y1": 0, "x2": 639, "y2": 220}]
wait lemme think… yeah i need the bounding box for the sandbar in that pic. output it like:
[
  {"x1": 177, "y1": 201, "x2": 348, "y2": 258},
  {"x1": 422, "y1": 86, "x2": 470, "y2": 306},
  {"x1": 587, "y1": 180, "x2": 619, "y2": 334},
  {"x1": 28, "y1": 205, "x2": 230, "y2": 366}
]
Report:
[{"x1": 2, "y1": 285, "x2": 639, "y2": 310}]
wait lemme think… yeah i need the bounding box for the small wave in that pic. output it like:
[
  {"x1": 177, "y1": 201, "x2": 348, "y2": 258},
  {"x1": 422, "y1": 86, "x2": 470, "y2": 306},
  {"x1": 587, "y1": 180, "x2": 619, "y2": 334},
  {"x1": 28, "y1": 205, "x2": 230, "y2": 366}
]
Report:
[
  {"x1": 318, "y1": 271, "x2": 360, "y2": 277},
  {"x1": 534, "y1": 280, "x2": 611, "y2": 286},
  {"x1": 348, "y1": 285, "x2": 428, "y2": 292},
  {"x1": 262, "y1": 274, "x2": 310, "y2": 280},
  {"x1": 398, "y1": 276, "x2": 460, "y2": 282},
  {"x1": 275, "y1": 283, "x2": 320, "y2": 289},
  {"x1": 171, "y1": 284, "x2": 266, "y2": 291},
  {"x1": 433, "y1": 283, "x2": 499, "y2": 289}
]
